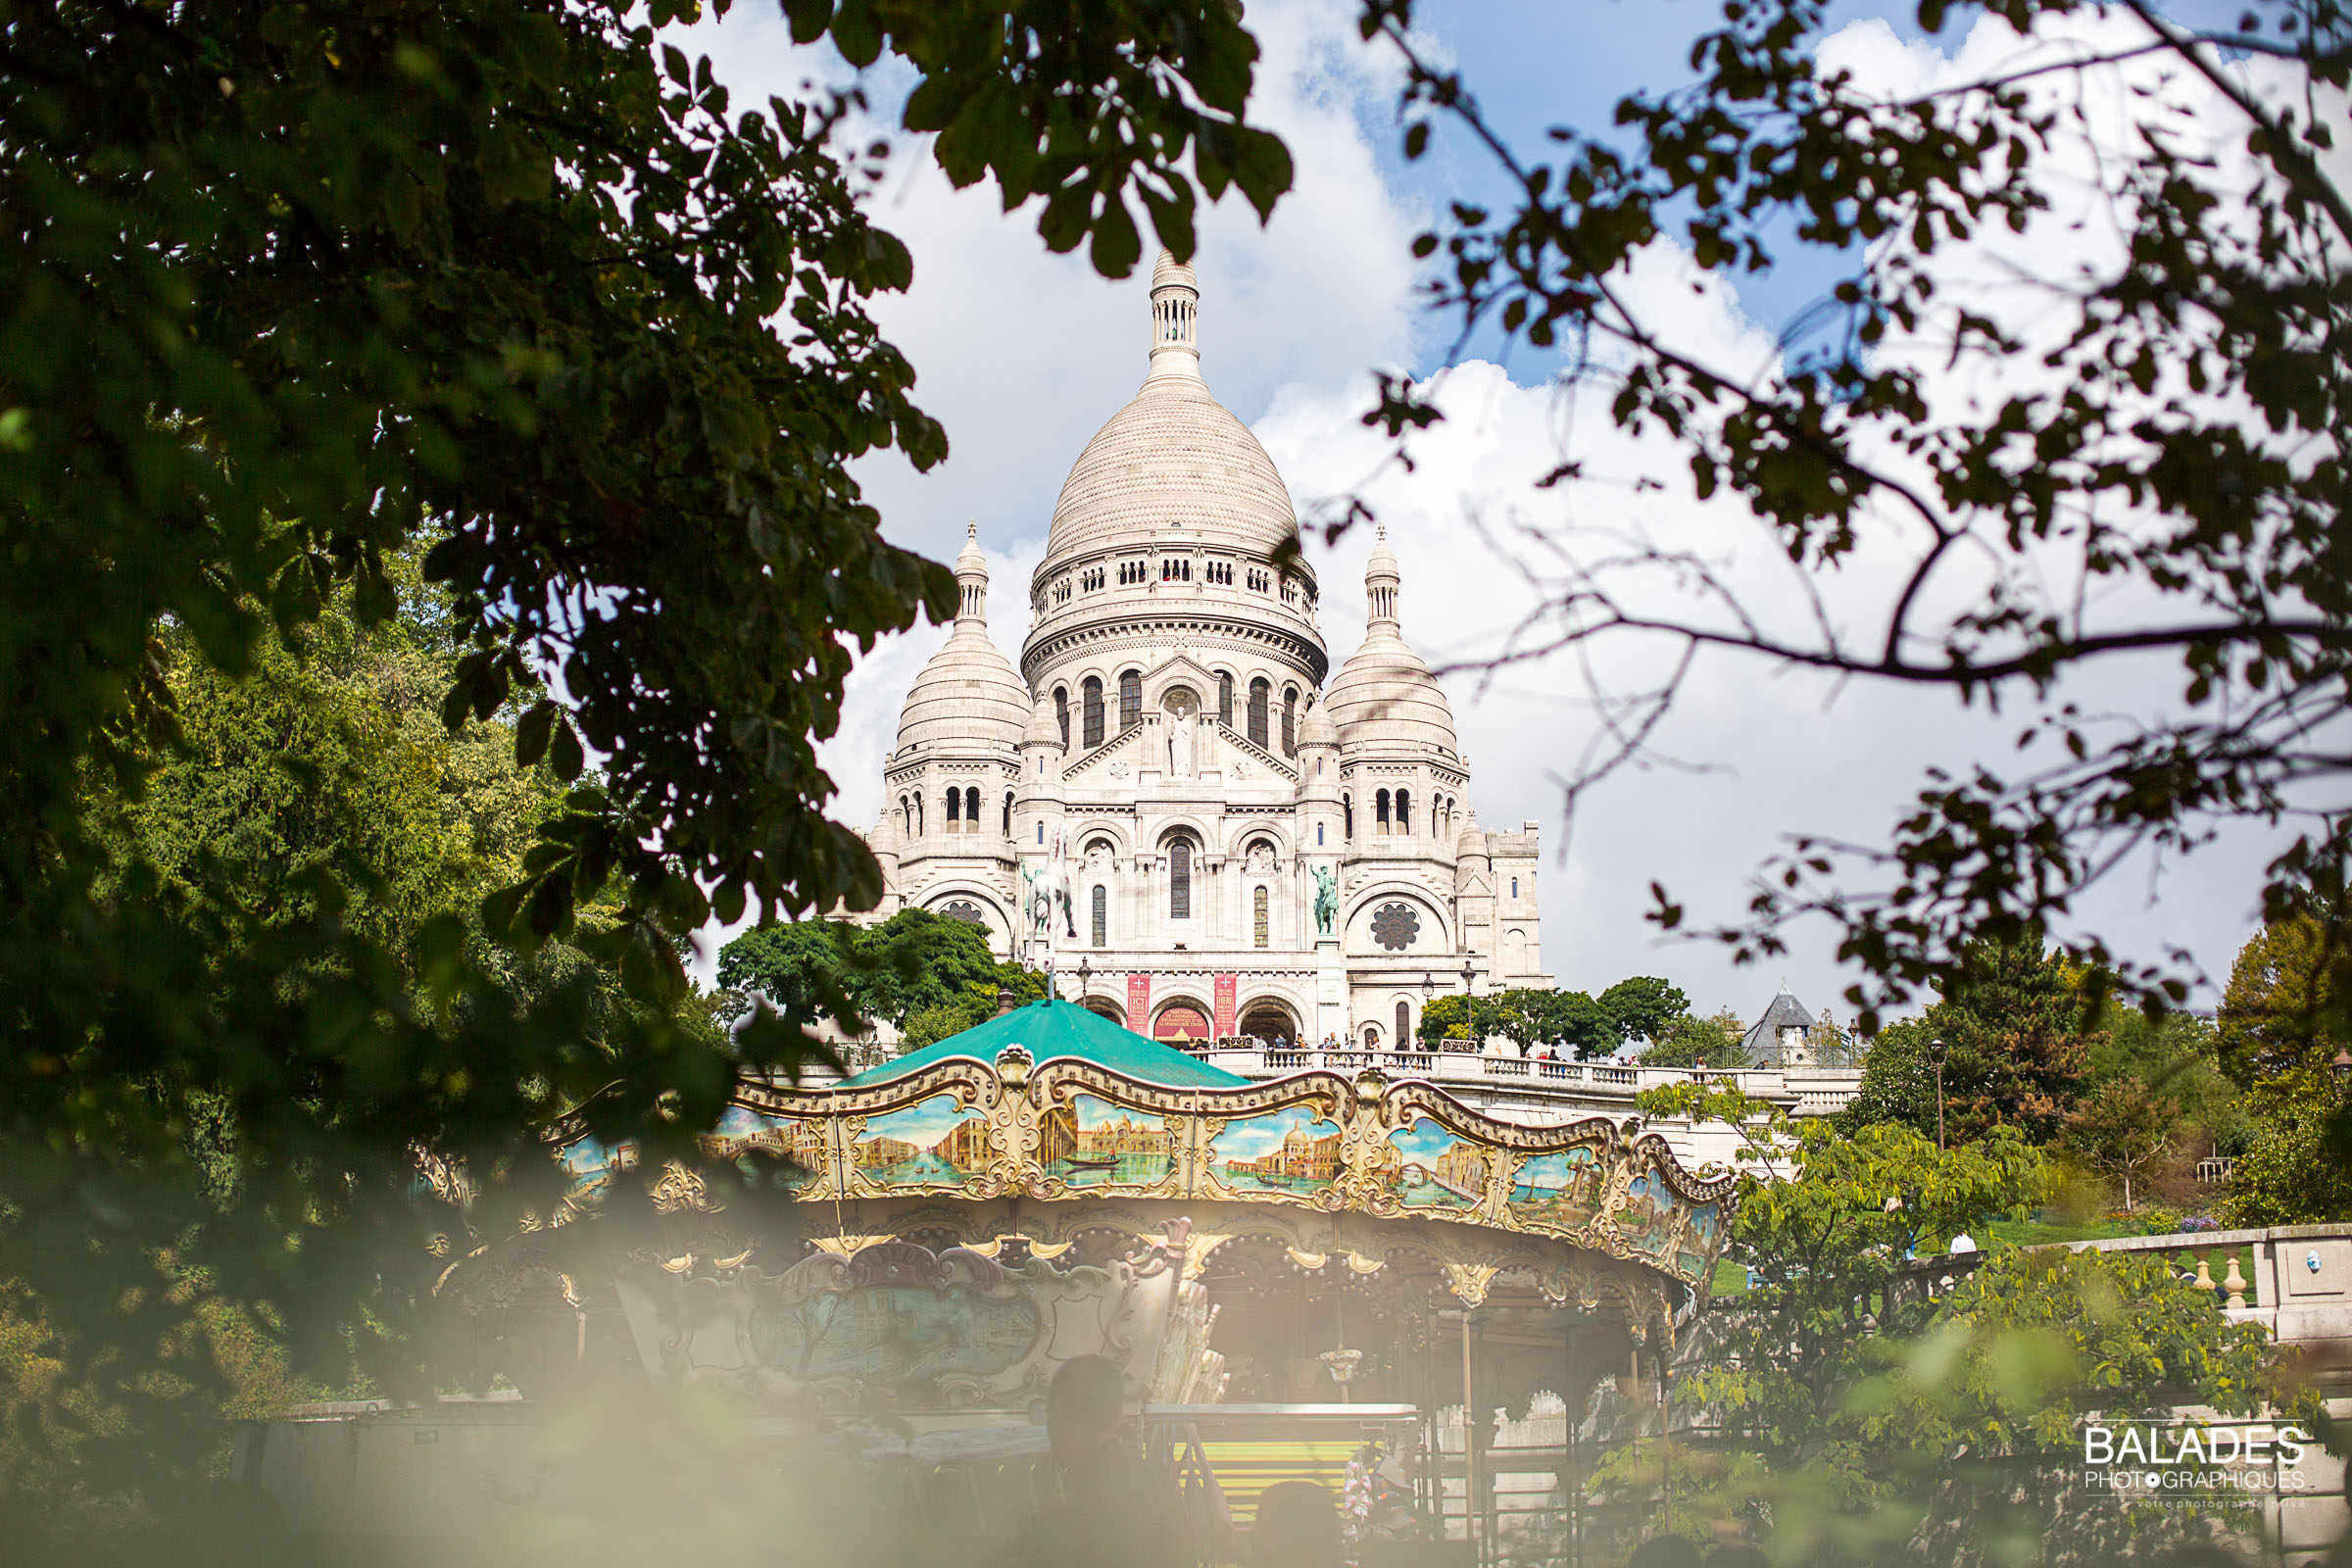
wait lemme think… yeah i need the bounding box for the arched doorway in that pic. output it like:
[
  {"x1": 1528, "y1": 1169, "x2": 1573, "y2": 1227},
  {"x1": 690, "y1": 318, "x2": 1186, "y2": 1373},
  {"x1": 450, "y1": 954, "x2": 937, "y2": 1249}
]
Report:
[
  {"x1": 1238, "y1": 1002, "x2": 1298, "y2": 1047},
  {"x1": 1081, "y1": 997, "x2": 1125, "y2": 1024},
  {"x1": 1362, "y1": 1023, "x2": 1382, "y2": 1051},
  {"x1": 1152, "y1": 1002, "x2": 1211, "y2": 1048}
]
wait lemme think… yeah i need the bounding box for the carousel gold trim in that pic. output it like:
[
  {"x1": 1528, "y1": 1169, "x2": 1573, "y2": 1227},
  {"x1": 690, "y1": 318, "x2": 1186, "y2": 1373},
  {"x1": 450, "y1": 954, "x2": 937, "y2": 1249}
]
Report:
[{"x1": 702, "y1": 1052, "x2": 1734, "y2": 1297}]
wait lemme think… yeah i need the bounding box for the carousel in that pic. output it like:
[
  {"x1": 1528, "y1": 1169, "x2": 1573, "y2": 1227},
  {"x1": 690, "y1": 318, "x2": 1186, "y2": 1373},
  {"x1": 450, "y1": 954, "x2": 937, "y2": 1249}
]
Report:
[{"x1": 410, "y1": 996, "x2": 1740, "y2": 1562}]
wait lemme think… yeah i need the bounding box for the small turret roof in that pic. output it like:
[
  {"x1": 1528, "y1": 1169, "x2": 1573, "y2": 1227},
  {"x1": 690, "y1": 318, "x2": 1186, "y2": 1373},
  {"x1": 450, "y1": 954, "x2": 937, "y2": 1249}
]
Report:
[
  {"x1": 1022, "y1": 693, "x2": 1061, "y2": 747},
  {"x1": 1740, "y1": 988, "x2": 1816, "y2": 1058}
]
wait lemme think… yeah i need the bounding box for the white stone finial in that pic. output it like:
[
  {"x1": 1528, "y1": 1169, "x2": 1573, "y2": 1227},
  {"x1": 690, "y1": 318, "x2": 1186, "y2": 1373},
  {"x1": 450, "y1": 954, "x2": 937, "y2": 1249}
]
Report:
[
  {"x1": 956, "y1": 520, "x2": 989, "y2": 625},
  {"x1": 1148, "y1": 248, "x2": 1201, "y2": 382}
]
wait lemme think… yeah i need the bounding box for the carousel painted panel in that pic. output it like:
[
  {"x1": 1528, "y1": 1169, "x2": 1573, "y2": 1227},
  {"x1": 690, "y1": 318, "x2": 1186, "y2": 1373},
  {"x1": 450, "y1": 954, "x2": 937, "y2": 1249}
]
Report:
[
  {"x1": 1612, "y1": 1171, "x2": 1680, "y2": 1262},
  {"x1": 845, "y1": 1095, "x2": 995, "y2": 1195},
  {"x1": 1207, "y1": 1103, "x2": 1346, "y2": 1199},
  {"x1": 1382, "y1": 1117, "x2": 1492, "y2": 1212},
  {"x1": 1037, "y1": 1094, "x2": 1179, "y2": 1192},
  {"x1": 703, "y1": 1103, "x2": 828, "y2": 1197},
  {"x1": 1507, "y1": 1147, "x2": 1605, "y2": 1233},
  {"x1": 556, "y1": 1137, "x2": 636, "y2": 1209},
  {"x1": 1676, "y1": 1200, "x2": 1725, "y2": 1282}
]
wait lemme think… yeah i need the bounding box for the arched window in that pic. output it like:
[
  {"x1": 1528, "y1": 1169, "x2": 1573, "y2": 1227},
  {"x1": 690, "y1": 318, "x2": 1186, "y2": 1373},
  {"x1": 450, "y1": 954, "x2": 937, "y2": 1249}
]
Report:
[
  {"x1": 1055, "y1": 686, "x2": 1069, "y2": 749},
  {"x1": 965, "y1": 786, "x2": 981, "y2": 827},
  {"x1": 1002, "y1": 792, "x2": 1012, "y2": 834},
  {"x1": 1343, "y1": 796, "x2": 1353, "y2": 839},
  {"x1": 900, "y1": 795, "x2": 910, "y2": 835},
  {"x1": 1253, "y1": 886, "x2": 1269, "y2": 948},
  {"x1": 1396, "y1": 789, "x2": 1411, "y2": 835},
  {"x1": 1376, "y1": 789, "x2": 1391, "y2": 833},
  {"x1": 1396, "y1": 1000, "x2": 1411, "y2": 1048},
  {"x1": 1510, "y1": 876, "x2": 1519, "y2": 899},
  {"x1": 1082, "y1": 676, "x2": 1104, "y2": 747},
  {"x1": 946, "y1": 789, "x2": 962, "y2": 824},
  {"x1": 1281, "y1": 688, "x2": 1298, "y2": 756},
  {"x1": 915, "y1": 794, "x2": 925, "y2": 834},
  {"x1": 1248, "y1": 677, "x2": 1270, "y2": 748},
  {"x1": 1316, "y1": 823, "x2": 1325, "y2": 847},
  {"x1": 1363, "y1": 1024, "x2": 1382, "y2": 1051},
  {"x1": 1169, "y1": 838, "x2": 1193, "y2": 920},
  {"x1": 1217, "y1": 672, "x2": 1234, "y2": 725},
  {"x1": 1091, "y1": 885, "x2": 1107, "y2": 947},
  {"x1": 1037, "y1": 820, "x2": 1045, "y2": 844},
  {"x1": 1119, "y1": 669, "x2": 1142, "y2": 730}
]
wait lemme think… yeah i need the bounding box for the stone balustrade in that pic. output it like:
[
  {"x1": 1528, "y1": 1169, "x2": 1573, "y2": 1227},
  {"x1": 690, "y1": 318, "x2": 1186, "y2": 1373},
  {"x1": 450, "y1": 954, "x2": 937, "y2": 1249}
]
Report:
[
  {"x1": 1886, "y1": 1224, "x2": 2352, "y2": 1372},
  {"x1": 1198, "y1": 1042, "x2": 1859, "y2": 1115}
]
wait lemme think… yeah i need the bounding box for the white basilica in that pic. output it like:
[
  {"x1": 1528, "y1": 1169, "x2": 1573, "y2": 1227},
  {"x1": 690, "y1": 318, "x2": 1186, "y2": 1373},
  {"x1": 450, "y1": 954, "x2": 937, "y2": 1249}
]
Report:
[{"x1": 858, "y1": 252, "x2": 1548, "y2": 1051}]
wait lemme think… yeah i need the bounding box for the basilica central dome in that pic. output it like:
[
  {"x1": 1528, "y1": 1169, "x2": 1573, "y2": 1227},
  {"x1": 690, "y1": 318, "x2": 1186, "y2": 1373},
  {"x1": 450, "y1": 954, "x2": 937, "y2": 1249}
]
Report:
[{"x1": 1037, "y1": 251, "x2": 1300, "y2": 572}]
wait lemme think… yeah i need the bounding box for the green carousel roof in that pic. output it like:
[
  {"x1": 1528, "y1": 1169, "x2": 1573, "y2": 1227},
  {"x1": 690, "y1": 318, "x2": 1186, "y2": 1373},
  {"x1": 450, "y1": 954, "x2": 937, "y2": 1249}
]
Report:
[{"x1": 839, "y1": 999, "x2": 1249, "y2": 1090}]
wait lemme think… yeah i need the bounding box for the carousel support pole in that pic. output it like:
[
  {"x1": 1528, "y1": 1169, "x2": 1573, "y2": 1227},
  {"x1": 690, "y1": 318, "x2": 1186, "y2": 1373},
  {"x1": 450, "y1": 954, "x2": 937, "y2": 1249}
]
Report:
[
  {"x1": 1565, "y1": 1314, "x2": 1581, "y2": 1568},
  {"x1": 1461, "y1": 1310, "x2": 1480, "y2": 1564},
  {"x1": 1658, "y1": 1344, "x2": 1672, "y2": 1541}
]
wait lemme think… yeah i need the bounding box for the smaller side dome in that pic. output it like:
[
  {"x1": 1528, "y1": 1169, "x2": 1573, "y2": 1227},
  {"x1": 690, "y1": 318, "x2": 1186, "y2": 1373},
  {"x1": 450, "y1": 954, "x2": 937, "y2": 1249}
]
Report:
[
  {"x1": 895, "y1": 523, "x2": 1030, "y2": 755},
  {"x1": 1327, "y1": 525, "x2": 1457, "y2": 755},
  {"x1": 1456, "y1": 813, "x2": 1490, "y2": 860}
]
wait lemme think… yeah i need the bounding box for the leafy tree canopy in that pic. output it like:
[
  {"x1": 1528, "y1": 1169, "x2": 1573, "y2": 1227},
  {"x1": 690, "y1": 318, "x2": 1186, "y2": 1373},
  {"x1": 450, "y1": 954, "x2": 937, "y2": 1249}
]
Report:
[
  {"x1": 1596, "y1": 974, "x2": 1690, "y2": 1044},
  {"x1": 1636, "y1": 1084, "x2": 2297, "y2": 1563},
  {"x1": 1841, "y1": 935, "x2": 2091, "y2": 1142},
  {"x1": 2, "y1": 0, "x2": 1292, "y2": 1527},
  {"x1": 1640, "y1": 1007, "x2": 1750, "y2": 1069},
  {"x1": 715, "y1": 906, "x2": 1031, "y2": 1047},
  {"x1": 2216, "y1": 913, "x2": 2352, "y2": 1223},
  {"x1": 1348, "y1": 0, "x2": 2352, "y2": 1027}
]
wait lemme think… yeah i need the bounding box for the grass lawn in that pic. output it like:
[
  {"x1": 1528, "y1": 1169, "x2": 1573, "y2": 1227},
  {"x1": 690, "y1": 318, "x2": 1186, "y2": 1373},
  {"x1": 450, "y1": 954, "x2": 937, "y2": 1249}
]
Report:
[{"x1": 1986, "y1": 1215, "x2": 2136, "y2": 1248}]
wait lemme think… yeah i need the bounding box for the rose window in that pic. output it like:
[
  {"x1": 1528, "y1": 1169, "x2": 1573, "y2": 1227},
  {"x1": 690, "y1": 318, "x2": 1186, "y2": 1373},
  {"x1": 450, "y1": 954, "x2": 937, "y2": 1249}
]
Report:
[{"x1": 1370, "y1": 902, "x2": 1421, "y2": 952}]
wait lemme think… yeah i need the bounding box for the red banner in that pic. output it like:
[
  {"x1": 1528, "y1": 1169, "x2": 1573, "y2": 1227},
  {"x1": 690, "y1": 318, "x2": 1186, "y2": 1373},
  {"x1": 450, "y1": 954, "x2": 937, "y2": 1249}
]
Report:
[
  {"x1": 1125, "y1": 972, "x2": 1152, "y2": 1035},
  {"x1": 1213, "y1": 974, "x2": 1238, "y2": 1041}
]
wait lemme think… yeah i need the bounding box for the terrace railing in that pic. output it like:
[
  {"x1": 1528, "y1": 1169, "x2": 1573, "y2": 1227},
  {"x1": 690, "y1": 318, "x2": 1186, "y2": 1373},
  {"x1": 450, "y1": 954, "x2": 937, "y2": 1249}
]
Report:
[
  {"x1": 1199, "y1": 1044, "x2": 1860, "y2": 1114},
  {"x1": 1885, "y1": 1223, "x2": 2352, "y2": 1354}
]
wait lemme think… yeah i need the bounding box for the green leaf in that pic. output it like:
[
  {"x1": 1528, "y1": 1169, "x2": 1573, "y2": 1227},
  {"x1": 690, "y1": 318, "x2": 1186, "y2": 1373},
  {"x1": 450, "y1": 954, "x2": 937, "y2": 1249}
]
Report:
[
  {"x1": 514, "y1": 700, "x2": 557, "y2": 767},
  {"x1": 550, "y1": 716, "x2": 584, "y2": 781},
  {"x1": 1089, "y1": 196, "x2": 1143, "y2": 277},
  {"x1": 783, "y1": 0, "x2": 833, "y2": 44}
]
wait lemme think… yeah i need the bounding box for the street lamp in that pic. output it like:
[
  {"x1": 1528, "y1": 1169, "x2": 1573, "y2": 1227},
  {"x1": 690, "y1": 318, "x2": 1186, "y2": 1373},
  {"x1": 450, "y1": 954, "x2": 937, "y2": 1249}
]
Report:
[
  {"x1": 1461, "y1": 957, "x2": 1477, "y2": 994},
  {"x1": 2332, "y1": 1045, "x2": 2352, "y2": 1085},
  {"x1": 1075, "y1": 955, "x2": 1092, "y2": 1006},
  {"x1": 1421, "y1": 972, "x2": 1436, "y2": 1001},
  {"x1": 1927, "y1": 1038, "x2": 1948, "y2": 1152}
]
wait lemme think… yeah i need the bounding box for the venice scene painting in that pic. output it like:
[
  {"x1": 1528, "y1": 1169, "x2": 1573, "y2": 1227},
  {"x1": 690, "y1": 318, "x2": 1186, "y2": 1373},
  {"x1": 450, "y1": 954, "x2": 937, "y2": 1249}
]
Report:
[
  {"x1": 1676, "y1": 1200, "x2": 1722, "y2": 1280},
  {"x1": 701, "y1": 1104, "x2": 829, "y2": 1194},
  {"x1": 1038, "y1": 1095, "x2": 1175, "y2": 1189},
  {"x1": 846, "y1": 1096, "x2": 994, "y2": 1189},
  {"x1": 1382, "y1": 1117, "x2": 1491, "y2": 1210},
  {"x1": 1211, "y1": 1104, "x2": 1344, "y2": 1196},
  {"x1": 555, "y1": 1136, "x2": 635, "y2": 1208},
  {"x1": 1614, "y1": 1171, "x2": 1677, "y2": 1261},
  {"x1": 1507, "y1": 1147, "x2": 1602, "y2": 1230}
]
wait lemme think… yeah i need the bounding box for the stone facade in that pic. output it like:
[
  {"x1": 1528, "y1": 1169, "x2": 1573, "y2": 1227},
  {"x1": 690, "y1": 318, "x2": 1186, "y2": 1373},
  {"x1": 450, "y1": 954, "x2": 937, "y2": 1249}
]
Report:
[{"x1": 860, "y1": 252, "x2": 1548, "y2": 1049}]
